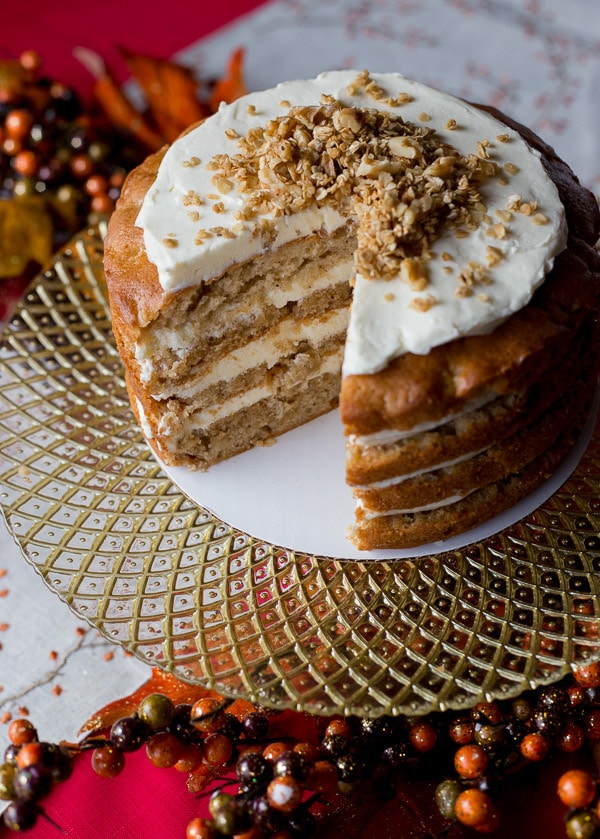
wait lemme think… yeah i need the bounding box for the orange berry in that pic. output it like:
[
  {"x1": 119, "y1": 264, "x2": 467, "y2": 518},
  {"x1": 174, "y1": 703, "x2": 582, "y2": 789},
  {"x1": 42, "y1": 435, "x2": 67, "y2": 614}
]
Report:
[
  {"x1": 90, "y1": 193, "x2": 115, "y2": 214},
  {"x1": 7, "y1": 718, "x2": 37, "y2": 746},
  {"x1": 325, "y1": 718, "x2": 351, "y2": 739},
  {"x1": 19, "y1": 50, "x2": 42, "y2": 72},
  {"x1": 557, "y1": 769, "x2": 597, "y2": 809},
  {"x1": 175, "y1": 744, "x2": 204, "y2": 773},
  {"x1": 203, "y1": 732, "x2": 233, "y2": 766},
  {"x1": 520, "y1": 732, "x2": 550, "y2": 761},
  {"x1": 557, "y1": 721, "x2": 585, "y2": 753},
  {"x1": 305, "y1": 759, "x2": 338, "y2": 792},
  {"x1": 13, "y1": 149, "x2": 38, "y2": 176},
  {"x1": 455, "y1": 788, "x2": 498, "y2": 828},
  {"x1": 191, "y1": 697, "x2": 224, "y2": 734},
  {"x1": 574, "y1": 661, "x2": 600, "y2": 688},
  {"x1": 267, "y1": 775, "x2": 303, "y2": 813},
  {"x1": 15, "y1": 742, "x2": 44, "y2": 769},
  {"x1": 5, "y1": 110, "x2": 33, "y2": 140},
  {"x1": 454, "y1": 744, "x2": 488, "y2": 779},
  {"x1": 448, "y1": 718, "x2": 475, "y2": 745},
  {"x1": 186, "y1": 817, "x2": 216, "y2": 839},
  {"x1": 262, "y1": 742, "x2": 288, "y2": 762},
  {"x1": 293, "y1": 742, "x2": 321, "y2": 762}
]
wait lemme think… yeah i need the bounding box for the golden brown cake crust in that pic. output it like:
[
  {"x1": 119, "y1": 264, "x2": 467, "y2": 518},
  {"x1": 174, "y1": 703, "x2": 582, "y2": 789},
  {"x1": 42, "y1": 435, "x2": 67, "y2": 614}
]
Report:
[{"x1": 104, "y1": 147, "x2": 169, "y2": 347}]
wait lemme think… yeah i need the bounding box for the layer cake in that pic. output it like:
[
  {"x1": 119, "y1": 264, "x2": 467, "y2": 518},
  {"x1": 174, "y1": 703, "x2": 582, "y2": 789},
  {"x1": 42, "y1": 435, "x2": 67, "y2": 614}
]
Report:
[{"x1": 104, "y1": 70, "x2": 600, "y2": 550}]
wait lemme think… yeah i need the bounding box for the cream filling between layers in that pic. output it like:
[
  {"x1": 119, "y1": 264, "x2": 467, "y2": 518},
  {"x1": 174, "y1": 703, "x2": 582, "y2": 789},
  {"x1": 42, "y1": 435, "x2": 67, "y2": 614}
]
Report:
[
  {"x1": 166, "y1": 306, "x2": 349, "y2": 402},
  {"x1": 353, "y1": 445, "x2": 488, "y2": 489},
  {"x1": 348, "y1": 391, "x2": 497, "y2": 447},
  {"x1": 158, "y1": 350, "x2": 343, "y2": 433},
  {"x1": 357, "y1": 492, "x2": 474, "y2": 518}
]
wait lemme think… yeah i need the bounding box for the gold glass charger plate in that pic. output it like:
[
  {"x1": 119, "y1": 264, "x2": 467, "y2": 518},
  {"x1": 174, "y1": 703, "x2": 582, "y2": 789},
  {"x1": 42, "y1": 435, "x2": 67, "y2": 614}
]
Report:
[{"x1": 1, "y1": 224, "x2": 600, "y2": 719}]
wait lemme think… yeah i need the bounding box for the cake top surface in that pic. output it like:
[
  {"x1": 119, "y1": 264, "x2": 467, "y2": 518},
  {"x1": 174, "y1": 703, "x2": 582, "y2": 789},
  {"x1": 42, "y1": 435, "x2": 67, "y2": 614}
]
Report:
[{"x1": 136, "y1": 70, "x2": 566, "y2": 375}]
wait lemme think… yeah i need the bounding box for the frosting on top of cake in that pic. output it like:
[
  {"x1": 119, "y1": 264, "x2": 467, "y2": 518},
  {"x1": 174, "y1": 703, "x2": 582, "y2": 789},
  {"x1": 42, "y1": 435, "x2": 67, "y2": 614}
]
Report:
[{"x1": 136, "y1": 70, "x2": 566, "y2": 376}]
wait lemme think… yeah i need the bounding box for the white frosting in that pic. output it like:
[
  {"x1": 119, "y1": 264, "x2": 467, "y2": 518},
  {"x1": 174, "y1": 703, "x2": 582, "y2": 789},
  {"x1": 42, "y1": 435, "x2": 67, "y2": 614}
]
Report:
[{"x1": 137, "y1": 70, "x2": 566, "y2": 376}]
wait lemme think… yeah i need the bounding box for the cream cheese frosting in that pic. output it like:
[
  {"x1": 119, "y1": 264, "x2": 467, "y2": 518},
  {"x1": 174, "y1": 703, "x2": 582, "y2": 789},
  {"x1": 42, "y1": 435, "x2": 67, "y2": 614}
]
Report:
[{"x1": 136, "y1": 70, "x2": 566, "y2": 377}]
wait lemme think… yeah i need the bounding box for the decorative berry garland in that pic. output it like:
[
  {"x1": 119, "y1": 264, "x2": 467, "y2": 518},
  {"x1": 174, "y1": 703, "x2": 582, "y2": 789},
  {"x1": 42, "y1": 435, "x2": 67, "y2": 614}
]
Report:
[{"x1": 2, "y1": 662, "x2": 600, "y2": 836}]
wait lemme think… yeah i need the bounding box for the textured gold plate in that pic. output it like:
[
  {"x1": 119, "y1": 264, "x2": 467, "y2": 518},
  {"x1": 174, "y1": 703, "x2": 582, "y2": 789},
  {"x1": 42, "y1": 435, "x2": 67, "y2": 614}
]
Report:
[{"x1": 1, "y1": 225, "x2": 600, "y2": 718}]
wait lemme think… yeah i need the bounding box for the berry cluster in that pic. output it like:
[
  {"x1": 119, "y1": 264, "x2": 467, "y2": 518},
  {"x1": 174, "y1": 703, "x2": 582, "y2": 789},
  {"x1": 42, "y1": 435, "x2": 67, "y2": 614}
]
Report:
[
  {"x1": 0, "y1": 50, "x2": 142, "y2": 243},
  {"x1": 2, "y1": 662, "x2": 600, "y2": 836}
]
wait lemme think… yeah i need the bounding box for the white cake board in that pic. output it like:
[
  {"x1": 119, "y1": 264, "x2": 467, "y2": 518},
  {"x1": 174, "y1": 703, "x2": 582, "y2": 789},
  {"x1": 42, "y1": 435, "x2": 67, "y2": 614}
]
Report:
[{"x1": 158, "y1": 389, "x2": 598, "y2": 561}]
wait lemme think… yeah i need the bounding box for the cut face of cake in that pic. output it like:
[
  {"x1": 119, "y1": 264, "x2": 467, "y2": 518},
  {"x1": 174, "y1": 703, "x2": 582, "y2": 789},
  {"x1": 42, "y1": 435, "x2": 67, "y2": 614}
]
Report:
[{"x1": 104, "y1": 70, "x2": 600, "y2": 551}]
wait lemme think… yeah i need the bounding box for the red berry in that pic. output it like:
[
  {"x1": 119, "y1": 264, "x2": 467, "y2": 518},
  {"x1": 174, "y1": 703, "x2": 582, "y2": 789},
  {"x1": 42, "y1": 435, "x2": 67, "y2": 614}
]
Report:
[
  {"x1": 91, "y1": 743, "x2": 125, "y2": 778},
  {"x1": 448, "y1": 718, "x2": 475, "y2": 745},
  {"x1": 557, "y1": 721, "x2": 585, "y2": 754},
  {"x1": 409, "y1": 722, "x2": 437, "y2": 753},
  {"x1": 520, "y1": 732, "x2": 550, "y2": 761},
  {"x1": 557, "y1": 769, "x2": 597, "y2": 809},
  {"x1": 203, "y1": 732, "x2": 233, "y2": 766},
  {"x1": 146, "y1": 732, "x2": 184, "y2": 768}
]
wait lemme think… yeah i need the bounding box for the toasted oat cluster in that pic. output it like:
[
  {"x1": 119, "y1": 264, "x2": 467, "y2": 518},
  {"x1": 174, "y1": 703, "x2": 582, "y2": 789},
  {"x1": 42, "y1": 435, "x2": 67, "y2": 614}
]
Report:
[{"x1": 208, "y1": 84, "x2": 492, "y2": 286}]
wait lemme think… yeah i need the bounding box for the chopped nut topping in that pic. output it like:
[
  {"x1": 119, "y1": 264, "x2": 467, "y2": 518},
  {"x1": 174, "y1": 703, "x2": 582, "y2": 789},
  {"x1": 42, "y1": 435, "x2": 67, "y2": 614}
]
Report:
[
  {"x1": 495, "y1": 209, "x2": 512, "y2": 222},
  {"x1": 182, "y1": 156, "x2": 201, "y2": 167},
  {"x1": 497, "y1": 176, "x2": 509, "y2": 186},
  {"x1": 187, "y1": 211, "x2": 201, "y2": 222},
  {"x1": 446, "y1": 119, "x2": 458, "y2": 130},
  {"x1": 478, "y1": 293, "x2": 491, "y2": 302},
  {"x1": 163, "y1": 237, "x2": 178, "y2": 248},
  {"x1": 225, "y1": 128, "x2": 240, "y2": 139},
  {"x1": 384, "y1": 292, "x2": 395, "y2": 301},
  {"x1": 214, "y1": 177, "x2": 234, "y2": 194},
  {"x1": 410, "y1": 293, "x2": 437, "y2": 311},
  {"x1": 208, "y1": 96, "x2": 489, "y2": 280},
  {"x1": 210, "y1": 226, "x2": 236, "y2": 239},
  {"x1": 531, "y1": 212, "x2": 549, "y2": 225},
  {"x1": 487, "y1": 222, "x2": 507, "y2": 239},
  {"x1": 194, "y1": 229, "x2": 211, "y2": 244},
  {"x1": 496, "y1": 133, "x2": 510, "y2": 143},
  {"x1": 212, "y1": 201, "x2": 226, "y2": 214},
  {"x1": 345, "y1": 70, "x2": 414, "y2": 107},
  {"x1": 280, "y1": 99, "x2": 291, "y2": 108},
  {"x1": 504, "y1": 162, "x2": 520, "y2": 175},
  {"x1": 182, "y1": 189, "x2": 202, "y2": 206},
  {"x1": 400, "y1": 257, "x2": 429, "y2": 290},
  {"x1": 485, "y1": 245, "x2": 503, "y2": 267},
  {"x1": 418, "y1": 112, "x2": 431, "y2": 122},
  {"x1": 247, "y1": 104, "x2": 257, "y2": 116}
]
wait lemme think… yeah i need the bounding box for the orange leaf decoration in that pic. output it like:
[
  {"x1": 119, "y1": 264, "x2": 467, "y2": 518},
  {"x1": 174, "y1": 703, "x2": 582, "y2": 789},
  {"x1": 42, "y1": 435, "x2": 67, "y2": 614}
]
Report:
[
  {"x1": 209, "y1": 46, "x2": 248, "y2": 112},
  {"x1": 74, "y1": 47, "x2": 164, "y2": 152},
  {"x1": 120, "y1": 47, "x2": 209, "y2": 141}
]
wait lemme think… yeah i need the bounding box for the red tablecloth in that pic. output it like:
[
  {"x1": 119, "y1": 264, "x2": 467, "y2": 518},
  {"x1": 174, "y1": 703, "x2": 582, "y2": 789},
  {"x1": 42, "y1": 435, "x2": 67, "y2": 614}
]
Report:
[{"x1": 2, "y1": 0, "x2": 271, "y2": 97}]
